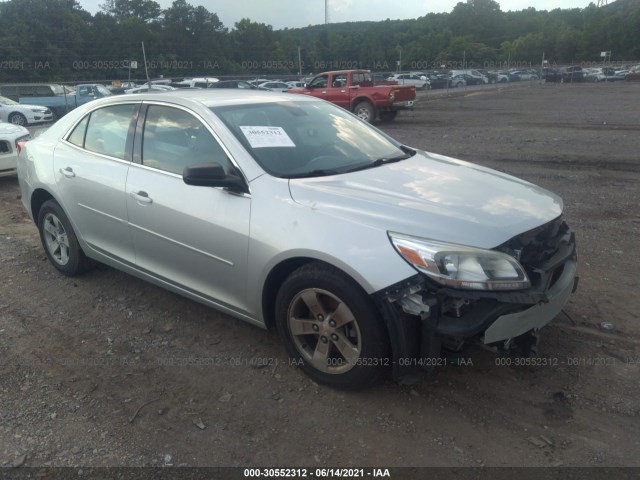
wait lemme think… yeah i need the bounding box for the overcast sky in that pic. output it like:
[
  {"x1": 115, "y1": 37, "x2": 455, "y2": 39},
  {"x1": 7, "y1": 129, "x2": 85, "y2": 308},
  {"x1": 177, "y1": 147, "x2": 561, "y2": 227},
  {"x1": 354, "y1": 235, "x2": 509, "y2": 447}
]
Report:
[{"x1": 78, "y1": 0, "x2": 591, "y2": 29}]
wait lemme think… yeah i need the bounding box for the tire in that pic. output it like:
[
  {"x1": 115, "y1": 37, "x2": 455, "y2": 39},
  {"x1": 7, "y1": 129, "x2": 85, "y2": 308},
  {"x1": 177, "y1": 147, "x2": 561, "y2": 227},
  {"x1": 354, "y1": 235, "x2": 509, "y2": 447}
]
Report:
[
  {"x1": 353, "y1": 101, "x2": 374, "y2": 123},
  {"x1": 378, "y1": 111, "x2": 397, "y2": 122},
  {"x1": 9, "y1": 112, "x2": 28, "y2": 126},
  {"x1": 275, "y1": 262, "x2": 389, "y2": 389},
  {"x1": 37, "y1": 200, "x2": 90, "y2": 276}
]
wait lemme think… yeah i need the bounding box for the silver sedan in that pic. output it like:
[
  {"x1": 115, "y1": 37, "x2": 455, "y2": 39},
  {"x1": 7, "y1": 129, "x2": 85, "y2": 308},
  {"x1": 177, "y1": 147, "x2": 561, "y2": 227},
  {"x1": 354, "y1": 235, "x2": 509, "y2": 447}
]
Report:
[
  {"x1": 17, "y1": 91, "x2": 577, "y2": 388},
  {"x1": 0, "y1": 95, "x2": 53, "y2": 126}
]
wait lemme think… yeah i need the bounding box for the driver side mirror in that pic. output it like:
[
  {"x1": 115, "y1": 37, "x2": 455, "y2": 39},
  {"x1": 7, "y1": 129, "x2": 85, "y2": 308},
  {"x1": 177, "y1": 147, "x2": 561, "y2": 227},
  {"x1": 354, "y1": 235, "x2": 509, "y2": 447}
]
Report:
[{"x1": 183, "y1": 162, "x2": 247, "y2": 192}]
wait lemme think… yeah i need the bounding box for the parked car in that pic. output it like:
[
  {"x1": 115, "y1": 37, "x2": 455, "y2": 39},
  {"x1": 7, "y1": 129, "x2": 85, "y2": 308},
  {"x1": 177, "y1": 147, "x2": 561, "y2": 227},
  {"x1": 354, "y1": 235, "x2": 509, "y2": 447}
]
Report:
[
  {"x1": 388, "y1": 73, "x2": 429, "y2": 90},
  {"x1": 614, "y1": 69, "x2": 629, "y2": 80},
  {"x1": 124, "y1": 86, "x2": 177, "y2": 94},
  {"x1": 425, "y1": 73, "x2": 450, "y2": 89},
  {"x1": 583, "y1": 67, "x2": 619, "y2": 82},
  {"x1": 17, "y1": 90, "x2": 577, "y2": 388},
  {"x1": 449, "y1": 74, "x2": 467, "y2": 88},
  {"x1": 560, "y1": 66, "x2": 584, "y2": 83},
  {"x1": 0, "y1": 83, "x2": 66, "y2": 102},
  {"x1": 461, "y1": 74, "x2": 485, "y2": 85},
  {"x1": 19, "y1": 84, "x2": 112, "y2": 119},
  {"x1": 542, "y1": 68, "x2": 563, "y2": 83},
  {"x1": 0, "y1": 122, "x2": 30, "y2": 177},
  {"x1": 0, "y1": 95, "x2": 53, "y2": 126},
  {"x1": 625, "y1": 71, "x2": 640, "y2": 82},
  {"x1": 248, "y1": 78, "x2": 270, "y2": 87},
  {"x1": 477, "y1": 70, "x2": 499, "y2": 84},
  {"x1": 172, "y1": 77, "x2": 219, "y2": 88},
  {"x1": 510, "y1": 70, "x2": 539, "y2": 81},
  {"x1": 372, "y1": 73, "x2": 398, "y2": 85},
  {"x1": 258, "y1": 81, "x2": 291, "y2": 92},
  {"x1": 493, "y1": 71, "x2": 510, "y2": 83},
  {"x1": 209, "y1": 80, "x2": 263, "y2": 89},
  {"x1": 286, "y1": 81, "x2": 306, "y2": 89},
  {"x1": 449, "y1": 70, "x2": 488, "y2": 85}
]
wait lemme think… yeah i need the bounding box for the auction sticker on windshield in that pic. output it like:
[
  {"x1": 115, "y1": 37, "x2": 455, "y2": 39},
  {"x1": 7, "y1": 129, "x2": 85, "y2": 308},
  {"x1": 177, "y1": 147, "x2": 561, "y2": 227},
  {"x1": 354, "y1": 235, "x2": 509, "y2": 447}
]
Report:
[{"x1": 240, "y1": 126, "x2": 296, "y2": 148}]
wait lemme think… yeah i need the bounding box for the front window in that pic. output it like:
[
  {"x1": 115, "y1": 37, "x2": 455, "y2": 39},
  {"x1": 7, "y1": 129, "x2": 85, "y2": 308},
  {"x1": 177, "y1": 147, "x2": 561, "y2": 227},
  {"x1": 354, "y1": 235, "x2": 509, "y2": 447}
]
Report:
[
  {"x1": 308, "y1": 75, "x2": 328, "y2": 89},
  {"x1": 142, "y1": 105, "x2": 230, "y2": 176},
  {"x1": 212, "y1": 100, "x2": 407, "y2": 178}
]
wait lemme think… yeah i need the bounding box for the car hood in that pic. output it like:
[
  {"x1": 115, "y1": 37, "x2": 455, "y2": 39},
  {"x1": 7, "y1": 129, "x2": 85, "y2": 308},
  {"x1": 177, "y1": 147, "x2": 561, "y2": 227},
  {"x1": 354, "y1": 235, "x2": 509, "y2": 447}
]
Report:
[
  {"x1": 0, "y1": 122, "x2": 29, "y2": 136},
  {"x1": 288, "y1": 151, "x2": 563, "y2": 249}
]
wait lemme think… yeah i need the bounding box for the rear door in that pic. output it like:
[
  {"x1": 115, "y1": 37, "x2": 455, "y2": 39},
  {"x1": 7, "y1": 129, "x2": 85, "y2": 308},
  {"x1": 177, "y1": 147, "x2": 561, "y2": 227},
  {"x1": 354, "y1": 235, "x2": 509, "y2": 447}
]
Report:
[
  {"x1": 125, "y1": 103, "x2": 251, "y2": 312},
  {"x1": 53, "y1": 103, "x2": 139, "y2": 264}
]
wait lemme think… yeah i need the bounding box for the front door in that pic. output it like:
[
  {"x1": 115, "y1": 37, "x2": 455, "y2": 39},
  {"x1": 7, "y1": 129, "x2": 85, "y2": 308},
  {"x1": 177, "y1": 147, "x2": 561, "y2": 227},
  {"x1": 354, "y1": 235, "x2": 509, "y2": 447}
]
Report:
[{"x1": 126, "y1": 104, "x2": 251, "y2": 313}]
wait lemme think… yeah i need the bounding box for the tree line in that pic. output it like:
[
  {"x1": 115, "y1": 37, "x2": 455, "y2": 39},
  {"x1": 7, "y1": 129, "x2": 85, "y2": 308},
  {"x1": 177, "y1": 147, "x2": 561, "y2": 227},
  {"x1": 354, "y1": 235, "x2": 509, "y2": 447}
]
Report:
[{"x1": 0, "y1": 0, "x2": 638, "y2": 82}]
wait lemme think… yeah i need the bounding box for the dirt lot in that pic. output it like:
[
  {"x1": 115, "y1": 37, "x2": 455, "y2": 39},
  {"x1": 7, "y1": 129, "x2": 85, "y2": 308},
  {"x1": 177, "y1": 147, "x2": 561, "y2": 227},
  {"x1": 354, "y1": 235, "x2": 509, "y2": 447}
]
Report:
[{"x1": 1, "y1": 82, "x2": 639, "y2": 469}]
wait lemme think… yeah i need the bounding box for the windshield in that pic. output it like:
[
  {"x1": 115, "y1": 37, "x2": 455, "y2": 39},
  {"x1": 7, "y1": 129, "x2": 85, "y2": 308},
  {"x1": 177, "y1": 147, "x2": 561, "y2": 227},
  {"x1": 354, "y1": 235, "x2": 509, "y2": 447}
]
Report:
[
  {"x1": 0, "y1": 96, "x2": 18, "y2": 106},
  {"x1": 211, "y1": 101, "x2": 405, "y2": 178}
]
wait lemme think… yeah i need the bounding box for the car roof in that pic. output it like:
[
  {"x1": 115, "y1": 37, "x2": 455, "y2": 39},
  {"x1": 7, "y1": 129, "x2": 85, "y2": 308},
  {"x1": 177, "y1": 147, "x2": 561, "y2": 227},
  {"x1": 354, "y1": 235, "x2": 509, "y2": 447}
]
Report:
[{"x1": 89, "y1": 89, "x2": 317, "y2": 109}]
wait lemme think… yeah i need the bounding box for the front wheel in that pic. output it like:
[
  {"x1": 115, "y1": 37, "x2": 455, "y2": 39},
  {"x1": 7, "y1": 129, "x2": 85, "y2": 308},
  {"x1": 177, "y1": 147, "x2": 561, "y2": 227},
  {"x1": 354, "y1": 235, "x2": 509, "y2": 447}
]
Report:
[
  {"x1": 37, "y1": 200, "x2": 90, "y2": 276},
  {"x1": 9, "y1": 113, "x2": 28, "y2": 126},
  {"x1": 353, "y1": 101, "x2": 374, "y2": 123},
  {"x1": 275, "y1": 262, "x2": 389, "y2": 389}
]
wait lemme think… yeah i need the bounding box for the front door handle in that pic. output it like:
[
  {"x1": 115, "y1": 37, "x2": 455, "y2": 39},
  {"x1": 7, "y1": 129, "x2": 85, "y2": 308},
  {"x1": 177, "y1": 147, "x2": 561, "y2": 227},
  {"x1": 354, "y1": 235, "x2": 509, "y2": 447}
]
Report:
[
  {"x1": 59, "y1": 167, "x2": 75, "y2": 178},
  {"x1": 130, "y1": 191, "x2": 153, "y2": 204}
]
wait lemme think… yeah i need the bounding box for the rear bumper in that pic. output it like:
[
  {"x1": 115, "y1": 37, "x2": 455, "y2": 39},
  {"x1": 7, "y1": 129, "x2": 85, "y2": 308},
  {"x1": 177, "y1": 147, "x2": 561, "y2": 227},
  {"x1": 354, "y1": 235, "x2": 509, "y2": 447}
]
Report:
[{"x1": 390, "y1": 100, "x2": 415, "y2": 110}]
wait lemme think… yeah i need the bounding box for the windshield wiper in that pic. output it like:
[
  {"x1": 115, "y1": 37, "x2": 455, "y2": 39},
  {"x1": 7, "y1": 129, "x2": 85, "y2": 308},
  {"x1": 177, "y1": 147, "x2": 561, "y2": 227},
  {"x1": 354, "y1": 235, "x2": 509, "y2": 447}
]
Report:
[
  {"x1": 345, "y1": 145, "x2": 416, "y2": 173},
  {"x1": 287, "y1": 169, "x2": 342, "y2": 179}
]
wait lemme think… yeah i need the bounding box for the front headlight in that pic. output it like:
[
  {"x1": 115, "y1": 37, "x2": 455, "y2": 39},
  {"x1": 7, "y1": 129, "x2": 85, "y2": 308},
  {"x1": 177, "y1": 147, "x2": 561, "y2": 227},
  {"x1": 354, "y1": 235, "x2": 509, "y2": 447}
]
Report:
[{"x1": 389, "y1": 232, "x2": 531, "y2": 291}]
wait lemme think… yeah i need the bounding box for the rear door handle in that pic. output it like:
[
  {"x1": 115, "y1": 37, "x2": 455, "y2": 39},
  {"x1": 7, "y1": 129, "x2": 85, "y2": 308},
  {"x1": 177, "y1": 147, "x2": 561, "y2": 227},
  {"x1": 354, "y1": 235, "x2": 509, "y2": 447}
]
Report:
[
  {"x1": 130, "y1": 191, "x2": 153, "y2": 204},
  {"x1": 59, "y1": 167, "x2": 75, "y2": 178}
]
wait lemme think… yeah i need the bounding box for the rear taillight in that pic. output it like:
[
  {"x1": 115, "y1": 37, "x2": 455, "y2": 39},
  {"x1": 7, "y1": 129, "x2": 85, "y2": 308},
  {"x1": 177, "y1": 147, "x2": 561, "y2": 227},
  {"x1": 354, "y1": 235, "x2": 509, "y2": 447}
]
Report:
[{"x1": 16, "y1": 140, "x2": 28, "y2": 155}]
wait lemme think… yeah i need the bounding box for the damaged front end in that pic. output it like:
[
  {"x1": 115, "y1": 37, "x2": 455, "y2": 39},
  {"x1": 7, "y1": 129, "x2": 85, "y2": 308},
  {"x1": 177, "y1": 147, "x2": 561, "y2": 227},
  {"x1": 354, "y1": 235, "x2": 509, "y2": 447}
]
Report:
[{"x1": 375, "y1": 216, "x2": 578, "y2": 384}]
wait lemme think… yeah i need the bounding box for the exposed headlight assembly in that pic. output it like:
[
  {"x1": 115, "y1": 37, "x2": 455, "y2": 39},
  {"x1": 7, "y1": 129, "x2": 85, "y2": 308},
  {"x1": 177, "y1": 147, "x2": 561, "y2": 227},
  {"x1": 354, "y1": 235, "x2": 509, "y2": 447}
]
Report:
[{"x1": 389, "y1": 232, "x2": 530, "y2": 291}]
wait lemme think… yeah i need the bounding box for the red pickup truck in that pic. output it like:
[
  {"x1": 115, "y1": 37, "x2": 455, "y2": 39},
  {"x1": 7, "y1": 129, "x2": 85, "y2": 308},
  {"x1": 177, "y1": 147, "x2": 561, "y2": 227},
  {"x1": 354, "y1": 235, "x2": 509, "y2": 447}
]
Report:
[{"x1": 288, "y1": 70, "x2": 416, "y2": 123}]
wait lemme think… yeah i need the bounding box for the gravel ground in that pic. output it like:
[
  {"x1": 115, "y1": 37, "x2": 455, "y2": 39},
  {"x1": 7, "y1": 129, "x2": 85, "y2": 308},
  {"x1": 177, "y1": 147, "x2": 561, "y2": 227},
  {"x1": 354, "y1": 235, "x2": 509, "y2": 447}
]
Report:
[{"x1": 0, "y1": 82, "x2": 639, "y2": 469}]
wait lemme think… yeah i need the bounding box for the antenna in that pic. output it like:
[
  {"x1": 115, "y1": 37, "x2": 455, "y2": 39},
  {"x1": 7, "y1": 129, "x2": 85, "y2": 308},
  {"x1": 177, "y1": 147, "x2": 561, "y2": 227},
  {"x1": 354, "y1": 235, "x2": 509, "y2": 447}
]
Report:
[{"x1": 325, "y1": 0, "x2": 328, "y2": 24}]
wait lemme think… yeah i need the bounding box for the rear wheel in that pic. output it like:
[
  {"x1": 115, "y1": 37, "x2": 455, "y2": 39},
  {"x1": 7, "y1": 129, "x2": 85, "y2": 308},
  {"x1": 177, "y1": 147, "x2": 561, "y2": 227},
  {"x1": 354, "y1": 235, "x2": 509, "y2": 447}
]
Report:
[
  {"x1": 37, "y1": 200, "x2": 90, "y2": 276},
  {"x1": 275, "y1": 262, "x2": 389, "y2": 389},
  {"x1": 353, "y1": 101, "x2": 374, "y2": 123},
  {"x1": 9, "y1": 113, "x2": 28, "y2": 126}
]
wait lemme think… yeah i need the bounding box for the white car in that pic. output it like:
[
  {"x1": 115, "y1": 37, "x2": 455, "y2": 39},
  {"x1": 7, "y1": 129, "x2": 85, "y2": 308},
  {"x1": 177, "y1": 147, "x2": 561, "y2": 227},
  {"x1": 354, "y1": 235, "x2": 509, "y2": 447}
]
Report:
[
  {"x1": 0, "y1": 122, "x2": 30, "y2": 177},
  {"x1": 124, "y1": 86, "x2": 177, "y2": 94},
  {"x1": 0, "y1": 95, "x2": 53, "y2": 126},
  {"x1": 388, "y1": 73, "x2": 429, "y2": 89},
  {"x1": 258, "y1": 81, "x2": 291, "y2": 92}
]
